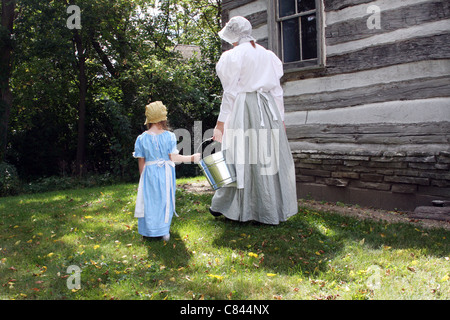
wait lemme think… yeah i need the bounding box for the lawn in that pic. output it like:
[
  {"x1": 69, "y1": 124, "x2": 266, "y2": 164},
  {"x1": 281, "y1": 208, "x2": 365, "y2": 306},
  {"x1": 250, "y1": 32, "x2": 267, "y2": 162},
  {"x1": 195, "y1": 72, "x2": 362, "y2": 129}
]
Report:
[{"x1": 0, "y1": 176, "x2": 449, "y2": 300}]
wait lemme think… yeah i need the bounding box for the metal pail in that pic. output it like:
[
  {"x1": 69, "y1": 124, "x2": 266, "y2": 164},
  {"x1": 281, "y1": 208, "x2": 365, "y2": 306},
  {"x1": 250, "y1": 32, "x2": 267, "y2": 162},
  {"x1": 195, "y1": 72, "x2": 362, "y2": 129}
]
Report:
[{"x1": 197, "y1": 139, "x2": 236, "y2": 190}]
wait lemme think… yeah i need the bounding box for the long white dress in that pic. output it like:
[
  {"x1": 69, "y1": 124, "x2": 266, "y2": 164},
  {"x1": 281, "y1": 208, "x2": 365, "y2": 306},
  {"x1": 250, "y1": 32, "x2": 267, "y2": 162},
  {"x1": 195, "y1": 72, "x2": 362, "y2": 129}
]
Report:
[{"x1": 210, "y1": 42, "x2": 298, "y2": 225}]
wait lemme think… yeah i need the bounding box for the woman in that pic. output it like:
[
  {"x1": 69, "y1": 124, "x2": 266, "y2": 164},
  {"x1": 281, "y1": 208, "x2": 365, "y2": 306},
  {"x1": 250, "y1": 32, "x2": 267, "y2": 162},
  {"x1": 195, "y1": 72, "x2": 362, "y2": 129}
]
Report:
[{"x1": 210, "y1": 16, "x2": 298, "y2": 225}]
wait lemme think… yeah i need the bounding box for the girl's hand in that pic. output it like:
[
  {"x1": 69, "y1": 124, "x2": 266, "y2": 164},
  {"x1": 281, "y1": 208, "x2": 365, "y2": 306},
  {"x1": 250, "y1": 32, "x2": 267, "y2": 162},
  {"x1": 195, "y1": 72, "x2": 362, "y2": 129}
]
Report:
[{"x1": 192, "y1": 153, "x2": 201, "y2": 163}]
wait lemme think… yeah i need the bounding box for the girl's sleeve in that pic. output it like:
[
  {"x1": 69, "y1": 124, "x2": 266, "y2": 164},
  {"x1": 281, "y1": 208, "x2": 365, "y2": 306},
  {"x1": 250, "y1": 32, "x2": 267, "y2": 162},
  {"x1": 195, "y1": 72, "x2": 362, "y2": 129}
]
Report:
[
  {"x1": 216, "y1": 50, "x2": 243, "y2": 122},
  {"x1": 133, "y1": 135, "x2": 144, "y2": 158},
  {"x1": 169, "y1": 132, "x2": 179, "y2": 155}
]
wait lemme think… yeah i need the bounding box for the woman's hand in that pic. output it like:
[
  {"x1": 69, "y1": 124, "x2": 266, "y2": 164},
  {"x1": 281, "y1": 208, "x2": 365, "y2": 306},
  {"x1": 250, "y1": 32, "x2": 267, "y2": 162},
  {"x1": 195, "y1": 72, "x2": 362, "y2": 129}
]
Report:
[{"x1": 213, "y1": 121, "x2": 224, "y2": 143}]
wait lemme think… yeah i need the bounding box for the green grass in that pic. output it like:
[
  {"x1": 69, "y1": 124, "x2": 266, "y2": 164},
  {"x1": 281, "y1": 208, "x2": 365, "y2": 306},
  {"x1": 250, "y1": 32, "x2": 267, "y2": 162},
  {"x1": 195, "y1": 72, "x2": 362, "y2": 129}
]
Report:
[{"x1": 1, "y1": 176, "x2": 449, "y2": 300}]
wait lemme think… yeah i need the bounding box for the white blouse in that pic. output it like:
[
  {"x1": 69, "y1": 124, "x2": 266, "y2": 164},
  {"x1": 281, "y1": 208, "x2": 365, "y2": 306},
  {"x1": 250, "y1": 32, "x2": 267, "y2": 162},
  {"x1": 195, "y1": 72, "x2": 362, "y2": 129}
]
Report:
[{"x1": 216, "y1": 42, "x2": 285, "y2": 123}]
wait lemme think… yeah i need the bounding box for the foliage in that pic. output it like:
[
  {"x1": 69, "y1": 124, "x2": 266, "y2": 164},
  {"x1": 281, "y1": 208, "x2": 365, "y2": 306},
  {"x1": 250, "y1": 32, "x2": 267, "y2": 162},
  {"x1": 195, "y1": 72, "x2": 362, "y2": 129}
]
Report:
[
  {"x1": 0, "y1": 161, "x2": 20, "y2": 196},
  {"x1": 21, "y1": 173, "x2": 118, "y2": 195},
  {"x1": 5, "y1": 0, "x2": 223, "y2": 182},
  {"x1": 0, "y1": 178, "x2": 449, "y2": 300}
]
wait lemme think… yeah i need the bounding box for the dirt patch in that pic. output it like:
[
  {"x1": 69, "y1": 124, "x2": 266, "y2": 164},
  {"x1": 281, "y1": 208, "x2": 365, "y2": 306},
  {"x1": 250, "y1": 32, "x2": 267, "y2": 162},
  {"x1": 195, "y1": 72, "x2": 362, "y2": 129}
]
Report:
[
  {"x1": 300, "y1": 199, "x2": 450, "y2": 231},
  {"x1": 179, "y1": 180, "x2": 450, "y2": 231},
  {"x1": 178, "y1": 181, "x2": 214, "y2": 195}
]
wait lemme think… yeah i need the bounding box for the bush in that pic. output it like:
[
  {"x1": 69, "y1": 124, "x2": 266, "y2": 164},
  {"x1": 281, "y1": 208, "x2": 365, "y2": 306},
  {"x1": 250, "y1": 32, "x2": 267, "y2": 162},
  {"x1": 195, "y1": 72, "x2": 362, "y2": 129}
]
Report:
[
  {"x1": 22, "y1": 173, "x2": 119, "y2": 194},
  {"x1": 0, "y1": 162, "x2": 21, "y2": 196}
]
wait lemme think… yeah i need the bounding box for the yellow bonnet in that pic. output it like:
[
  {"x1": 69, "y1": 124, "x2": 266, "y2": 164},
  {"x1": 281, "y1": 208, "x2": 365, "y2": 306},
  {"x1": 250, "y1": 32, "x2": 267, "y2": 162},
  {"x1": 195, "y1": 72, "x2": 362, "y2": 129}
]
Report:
[{"x1": 144, "y1": 101, "x2": 167, "y2": 125}]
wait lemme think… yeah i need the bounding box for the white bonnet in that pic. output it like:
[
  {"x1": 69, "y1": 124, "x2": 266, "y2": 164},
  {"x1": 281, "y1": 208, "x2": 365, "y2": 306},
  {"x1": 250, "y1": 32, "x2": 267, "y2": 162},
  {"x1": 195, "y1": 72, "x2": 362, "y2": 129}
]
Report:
[{"x1": 218, "y1": 16, "x2": 255, "y2": 45}]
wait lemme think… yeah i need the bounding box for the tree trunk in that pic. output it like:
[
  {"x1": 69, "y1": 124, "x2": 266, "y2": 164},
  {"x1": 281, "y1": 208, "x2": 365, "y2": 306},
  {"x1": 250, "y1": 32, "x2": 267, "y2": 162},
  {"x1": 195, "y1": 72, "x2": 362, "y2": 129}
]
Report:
[
  {"x1": 0, "y1": 0, "x2": 15, "y2": 162},
  {"x1": 73, "y1": 29, "x2": 87, "y2": 176}
]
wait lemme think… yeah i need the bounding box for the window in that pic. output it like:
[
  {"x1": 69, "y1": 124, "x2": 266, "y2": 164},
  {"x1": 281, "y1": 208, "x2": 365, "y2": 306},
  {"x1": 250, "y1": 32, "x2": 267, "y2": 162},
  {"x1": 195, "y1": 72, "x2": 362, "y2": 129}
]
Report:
[{"x1": 275, "y1": 0, "x2": 323, "y2": 70}]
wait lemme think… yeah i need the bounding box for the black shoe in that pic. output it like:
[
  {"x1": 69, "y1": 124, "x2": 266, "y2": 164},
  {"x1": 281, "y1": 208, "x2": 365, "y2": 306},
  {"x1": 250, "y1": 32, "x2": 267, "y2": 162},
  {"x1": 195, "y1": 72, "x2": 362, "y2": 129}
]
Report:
[{"x1": 209, "y1": 208, "x2": 223, "y2": 217}]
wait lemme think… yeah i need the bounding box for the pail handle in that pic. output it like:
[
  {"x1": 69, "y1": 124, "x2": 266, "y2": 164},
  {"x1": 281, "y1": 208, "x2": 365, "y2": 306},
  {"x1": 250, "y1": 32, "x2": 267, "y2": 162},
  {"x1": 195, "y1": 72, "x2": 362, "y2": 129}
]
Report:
[{"x1": 196, "y1": 137, "x2": 214, "y2": 156}]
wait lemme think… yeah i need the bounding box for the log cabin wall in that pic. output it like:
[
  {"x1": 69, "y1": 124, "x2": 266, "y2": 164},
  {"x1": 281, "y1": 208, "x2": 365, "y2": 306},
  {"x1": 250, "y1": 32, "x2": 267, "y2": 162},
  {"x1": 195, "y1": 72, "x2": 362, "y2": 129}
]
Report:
[{"x1": 221, "y1": 0, "x2": 450, "y2": 211}]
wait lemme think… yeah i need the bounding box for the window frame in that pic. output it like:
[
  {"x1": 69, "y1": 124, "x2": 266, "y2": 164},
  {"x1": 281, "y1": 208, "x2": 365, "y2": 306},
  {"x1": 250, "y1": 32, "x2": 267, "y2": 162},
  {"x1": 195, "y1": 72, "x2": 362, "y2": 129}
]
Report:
[{"x1": 269, "y1": 0, "x2": 325, "y2": 73}]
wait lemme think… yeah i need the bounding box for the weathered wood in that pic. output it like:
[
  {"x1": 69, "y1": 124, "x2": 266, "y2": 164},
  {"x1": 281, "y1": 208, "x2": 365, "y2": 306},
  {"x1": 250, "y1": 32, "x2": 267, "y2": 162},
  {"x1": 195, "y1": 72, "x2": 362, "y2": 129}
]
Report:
[
  {"x1": 409, "y1": 206, "x2": 450, "y2": 221},
  {"x1": 283, "y1": 59, "x2": 450, "y2": 96},
  {"x1": 324, "y1": 0, "x2": 373, "y2": 12},
  {"x1": 227, "y1": 0, "x2": 450, "y2": 212},
  {"x1": 326, "y1": 1, "x2": 450, "y2": 45},
  {"x1": 284, "y1": 76, "x2": 450, "y2": 112},
  {"x1": 286, "y1": 122, "x2": 450, "y2": 145},
  {"x1": 257, "y1": 38, "x2": 269, "y2": 49},
  {"x1": 283, "y1": 33, "x2": 450, "y2": 82},
  {"x1": 222, "y1": 0, "x2": 257, "y2": 11},
  {"x1": 288, "y1": 134, "x2": 448, "y2": 146},
  {"x1": 246, "y1": 10, "x2": 267, "y2": 29}
]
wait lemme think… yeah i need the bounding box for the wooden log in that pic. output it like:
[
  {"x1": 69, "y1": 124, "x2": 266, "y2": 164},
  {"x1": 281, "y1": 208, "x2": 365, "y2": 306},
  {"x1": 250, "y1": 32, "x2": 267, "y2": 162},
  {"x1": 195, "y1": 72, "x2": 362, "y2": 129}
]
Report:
[
  {"x1": 326, "y1": 1, "x2": 450, "y2": 45},
  {"x1": 283, "y1": 34, "x2": 450, "y2": 82},
  {"x1": 222, "y1": 0, "x2": 257, "y2": 11},
  {"x1": 246, "y1": 10, "x2": 267, "y2": 29},
  {"x1": 324, "y1": 0, "x2": 373, "y2": 12},
  {"x1": 286, "y1": 122, "x2": 450, "y2": 145},
  {"x1": 284, "y1": 76, "x2": 450, "y2": 112}
]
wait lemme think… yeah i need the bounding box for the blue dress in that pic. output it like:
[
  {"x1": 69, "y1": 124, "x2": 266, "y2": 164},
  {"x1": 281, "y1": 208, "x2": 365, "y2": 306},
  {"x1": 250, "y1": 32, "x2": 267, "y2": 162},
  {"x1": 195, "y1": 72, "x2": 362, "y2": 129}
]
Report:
[{"x1": 133, "y1": 131, "x2": 178, "y2": 237}]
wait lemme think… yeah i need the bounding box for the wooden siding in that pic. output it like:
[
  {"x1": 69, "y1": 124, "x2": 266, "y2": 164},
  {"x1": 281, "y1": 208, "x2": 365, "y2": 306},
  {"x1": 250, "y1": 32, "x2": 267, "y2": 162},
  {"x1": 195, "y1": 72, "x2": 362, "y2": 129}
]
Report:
[
  {"x1": 282, "y1": 0, "x2": 450, "y2": 153},
  {"x1": 325, "y1": 1, "x2": 450, "y2": 46},
  {"x1": 220, "y1": 0, "x2": 450, "y2": 209}
]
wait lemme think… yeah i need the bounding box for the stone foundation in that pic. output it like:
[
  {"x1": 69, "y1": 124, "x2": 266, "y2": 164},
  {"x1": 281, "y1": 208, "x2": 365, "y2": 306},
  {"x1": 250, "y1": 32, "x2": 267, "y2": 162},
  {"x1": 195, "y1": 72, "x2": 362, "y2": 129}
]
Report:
[{"x1": 293, "y1": 150, "x2": 450, "y2": 211}]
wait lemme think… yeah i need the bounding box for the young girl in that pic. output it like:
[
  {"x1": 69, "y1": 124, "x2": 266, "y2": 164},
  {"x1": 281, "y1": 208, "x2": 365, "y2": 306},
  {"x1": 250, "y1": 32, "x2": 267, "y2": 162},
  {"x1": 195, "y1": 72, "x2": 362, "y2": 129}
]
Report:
[{"x1": 133, "y1": 101, "x2": 200, "y2": 241}]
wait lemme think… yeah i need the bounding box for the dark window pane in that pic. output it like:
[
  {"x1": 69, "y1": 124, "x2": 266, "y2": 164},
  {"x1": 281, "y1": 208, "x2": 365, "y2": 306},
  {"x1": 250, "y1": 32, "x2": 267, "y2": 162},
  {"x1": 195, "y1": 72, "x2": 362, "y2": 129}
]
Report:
[
  {"x1": 282, "y1": 18, "x2": 300, "y2": 62},
  {"x1": 279, "y1": 0, "x2": 295, "y2": 17},
  {"x1": 297, "y1": 0, "x2": 316, "y2": 12},
  {"x1": 301, "y1": 14, "x2": 317, "y2": 59}
]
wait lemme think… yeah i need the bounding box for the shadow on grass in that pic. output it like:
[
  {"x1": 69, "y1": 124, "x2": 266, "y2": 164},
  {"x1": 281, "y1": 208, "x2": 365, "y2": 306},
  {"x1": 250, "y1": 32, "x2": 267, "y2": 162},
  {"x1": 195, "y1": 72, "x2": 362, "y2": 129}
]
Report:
[
  {"x1": 210, "y1": 204, "x2": 450, "y2": 276},
  {"x1": 143, "y1": 231, "x2": 193, "y2": 269},
  {"x1": 1, "y1": 184, "x2": 449, "y2": 300}
]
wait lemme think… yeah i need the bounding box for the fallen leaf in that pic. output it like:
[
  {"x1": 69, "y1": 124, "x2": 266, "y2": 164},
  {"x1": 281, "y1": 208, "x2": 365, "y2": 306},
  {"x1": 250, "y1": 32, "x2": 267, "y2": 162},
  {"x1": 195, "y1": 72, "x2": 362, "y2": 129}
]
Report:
[{"x1": 208, "y1": 274, "x2": 224, "y2": 281}]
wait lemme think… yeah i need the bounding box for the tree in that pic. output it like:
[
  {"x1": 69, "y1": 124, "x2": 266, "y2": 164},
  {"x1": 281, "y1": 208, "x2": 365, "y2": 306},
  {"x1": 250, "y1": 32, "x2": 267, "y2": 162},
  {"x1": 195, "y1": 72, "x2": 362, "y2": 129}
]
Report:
[
  {"x1": 5, "y1": 0, "x2": 223, "y2": 180},
  {"x1": 72, "y1": 28, "x2": 88, "y2": 175},
  {"x1": 0, "y1": 0, "x2": 15, "y2": 162}
]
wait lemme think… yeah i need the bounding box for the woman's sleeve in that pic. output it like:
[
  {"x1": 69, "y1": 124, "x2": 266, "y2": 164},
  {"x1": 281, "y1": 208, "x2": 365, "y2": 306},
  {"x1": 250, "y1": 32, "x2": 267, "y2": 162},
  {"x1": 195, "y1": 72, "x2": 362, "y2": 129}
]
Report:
[
  {"x1": 133, "y1": 135, "x2": 144, "y2": 158},
  {"x1": 216, "y1": 51, "x2": 242, "y2": 122},
  {"x1": 169, "y1": 132, "x2": 179, "y2": 155},
  {"x1": 269, "y1": 52, "x2": 285, "y2": 121}
]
